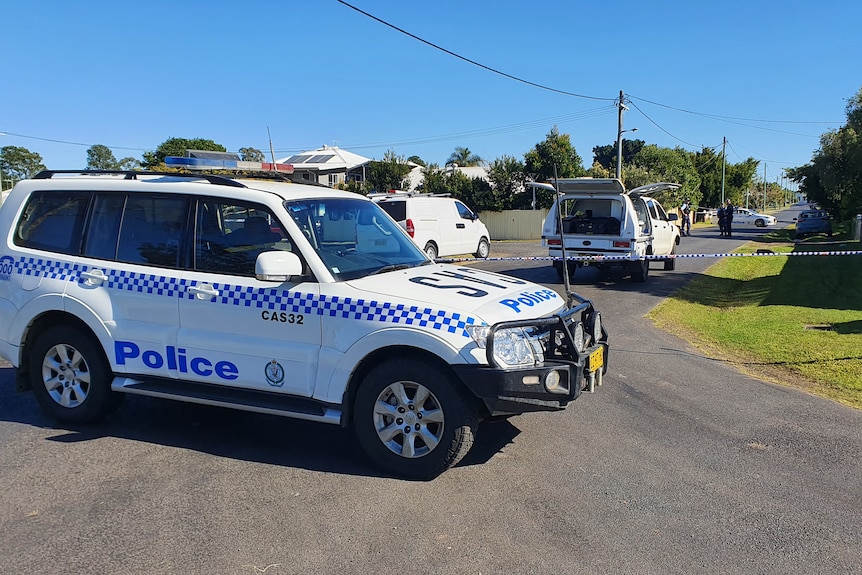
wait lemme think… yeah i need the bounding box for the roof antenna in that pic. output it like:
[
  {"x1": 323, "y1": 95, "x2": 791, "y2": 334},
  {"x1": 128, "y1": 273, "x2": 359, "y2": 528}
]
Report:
[{"x1": 267, "y1": 127, "x2": 277, "y2": 166}]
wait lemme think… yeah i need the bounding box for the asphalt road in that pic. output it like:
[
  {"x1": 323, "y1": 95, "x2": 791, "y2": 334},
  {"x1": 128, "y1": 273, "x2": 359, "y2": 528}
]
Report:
[{"x1": 1, "y1": 205, "x2": 860, "y2": 574}]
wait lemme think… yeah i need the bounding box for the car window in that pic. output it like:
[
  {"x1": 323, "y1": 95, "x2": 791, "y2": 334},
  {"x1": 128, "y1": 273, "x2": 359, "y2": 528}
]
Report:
[
  {"x1": 375, "y1": 200, "x2": 406, "y2": 222},
  {"x1": 193, "y1": 199, "x2": 294, "y2": 277},
  {"x1": 14, "y1": 191, "x2": 91, "y2": 255},
  {"x1": 633, "y1": 198, "x2": 651, "y2": 234},
  {"x1": 455, "y1": 201, "x2": 475, "y2": 220},
  {"x1": 116, "y1": 195, "x2": 188, "y2": 267}
]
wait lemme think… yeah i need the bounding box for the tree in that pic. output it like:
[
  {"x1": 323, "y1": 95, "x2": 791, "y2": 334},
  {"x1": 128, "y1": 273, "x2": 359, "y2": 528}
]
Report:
[
  {"x1": 86, "y1": 144, "x2": 140, "y2": 171},
  {"x1": 364, "y1": 150, "x2": 411, "y2": 193},
  {"x1": 592, "y1": 139, "x2": 645, "y2": 171},
  {"x1": 407, "y1": 155, "x2": 426, "y2": 167},
  {"x1": 487, "y1": 155, "x2": 526, "y2": 209},
  {"x1": 694, "y1": 147, "x2": 757, "y2": 208},
  {"x1": 629, "y1": 144, "x2": 701, "y2": 207},
  {"x1": 523, "y1": 127, "x2": 586, "y2": 207},
  {"x1": 239, "y1": 147, "x2": 265, "y2": 162},
  {"x1": 1, "y1": 146, "x2": 46, "y2": 184},
  {"x1": 141, "y1": 137, "x2": 227, "y2": 168},
  {"x1": 788, "y1": 86, "x2": 862, "y2": 221},
  {"x1": 446, "y1": 147, "x2": 483, "y2": 167}
]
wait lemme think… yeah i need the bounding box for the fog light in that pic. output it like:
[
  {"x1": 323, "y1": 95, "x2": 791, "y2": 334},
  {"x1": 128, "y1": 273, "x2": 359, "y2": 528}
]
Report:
[{"x1": 545, "y1": 370, "x2": 564, "y2": 393}]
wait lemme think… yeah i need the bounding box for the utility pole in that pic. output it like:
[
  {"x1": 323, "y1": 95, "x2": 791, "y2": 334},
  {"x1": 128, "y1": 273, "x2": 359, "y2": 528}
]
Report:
[
  {"x1": 763, "y1": 162, "x2": 767, "y2": 210},
  {"x1": 720, "y1": 136, "x2": 726, "y2": 205},
  {"x1": 615, "y1": 90, "x2": 626, "y2": 180}
]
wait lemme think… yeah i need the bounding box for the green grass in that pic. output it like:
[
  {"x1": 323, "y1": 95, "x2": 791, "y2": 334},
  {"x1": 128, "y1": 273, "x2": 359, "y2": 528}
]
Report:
[{"x1": 648, "y1": 227, "x2": 862, "y2": 408}]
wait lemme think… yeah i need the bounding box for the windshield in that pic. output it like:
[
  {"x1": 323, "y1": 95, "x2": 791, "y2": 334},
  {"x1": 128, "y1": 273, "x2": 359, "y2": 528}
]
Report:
[{"x1": 284, "y1": 197, "x2": 428, "y2": 280}]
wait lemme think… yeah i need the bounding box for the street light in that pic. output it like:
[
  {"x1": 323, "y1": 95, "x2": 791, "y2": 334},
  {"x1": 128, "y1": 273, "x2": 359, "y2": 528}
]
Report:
[{"x1": 616, "y1": 127, "x2": 638, "y2": 180}]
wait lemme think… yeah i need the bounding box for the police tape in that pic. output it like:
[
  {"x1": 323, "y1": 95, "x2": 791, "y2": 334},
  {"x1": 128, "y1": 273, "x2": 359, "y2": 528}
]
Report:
[{"x1": 438, "y1": 249, "x2": 862, "y2": 264}]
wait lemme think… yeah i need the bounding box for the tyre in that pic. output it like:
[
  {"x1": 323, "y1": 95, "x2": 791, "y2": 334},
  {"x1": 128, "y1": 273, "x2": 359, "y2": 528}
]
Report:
[
  {"x1": 629, "y1": 258, "x2": 649, "y2": 282},
  {"x1": 28, "y1": 325, "x2": 122, "y2": 424},
  {"x1": 553, "y1": 261, "x2": 576, "y2": 281},
  {"x1": 424, "y1": 242, "x2": 438, "y2": 260},
  {"x1": 755, "y1": 219, "x2": 765, "y2": 227},
  {"x1": 354, "y1": 359, "x2": 478, "y2": 480},
  {"x1": 474, "y1": 238, "x2": 490, "y2": 259},
  {"x1": 663, "y1": 246, "x2": 676, "y2": 270}
]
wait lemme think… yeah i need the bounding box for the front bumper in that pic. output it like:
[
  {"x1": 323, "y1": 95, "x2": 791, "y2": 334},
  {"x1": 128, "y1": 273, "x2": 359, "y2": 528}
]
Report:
[
  {"x1": 455, "y1": 292, "x2": 609, "y2": 417},
  {"x1": 452, "y1": 345, "x2": 608, "y2": 416}
]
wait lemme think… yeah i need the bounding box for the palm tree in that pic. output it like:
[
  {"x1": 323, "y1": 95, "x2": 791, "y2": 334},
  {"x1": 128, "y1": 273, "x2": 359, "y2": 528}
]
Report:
[{"x1": 446, "y1": 147, "x2": 483, "y2": 167}]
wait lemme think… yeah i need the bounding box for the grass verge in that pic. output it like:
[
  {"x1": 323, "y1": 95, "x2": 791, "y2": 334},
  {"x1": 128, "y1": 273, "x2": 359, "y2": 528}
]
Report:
[{"x1": 648, "y1": 228, "x2": 862, "y2": 408}]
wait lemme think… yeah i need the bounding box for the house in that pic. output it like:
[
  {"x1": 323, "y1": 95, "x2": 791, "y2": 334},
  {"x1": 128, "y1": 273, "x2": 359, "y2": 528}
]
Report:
[{"x1": 277, "y1": 145, "x2": 372, "y2": 187}]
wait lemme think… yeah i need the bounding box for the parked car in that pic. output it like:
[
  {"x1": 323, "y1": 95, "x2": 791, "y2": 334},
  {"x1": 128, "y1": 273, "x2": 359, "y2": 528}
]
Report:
[
  {"x1": 732, "y1": 208, "x2": 776, "y2": 227},
  {"x1": 794, "y1": 209, "x2": 833, "y2": 239},
  {"x1": 0, "y1": 164, "x2": 607, "y2": 479},
  {"x1": 371, "y1": 192, "x2": 491, "y2": 259},
  {"x1": 541, "y1": 179, "x2": 680, "y2": 282}
]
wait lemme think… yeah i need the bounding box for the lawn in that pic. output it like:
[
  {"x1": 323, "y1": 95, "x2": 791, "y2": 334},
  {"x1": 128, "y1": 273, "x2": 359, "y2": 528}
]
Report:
[{"x1": 648, "y1": 228, "x2": 862, "y2": 408}]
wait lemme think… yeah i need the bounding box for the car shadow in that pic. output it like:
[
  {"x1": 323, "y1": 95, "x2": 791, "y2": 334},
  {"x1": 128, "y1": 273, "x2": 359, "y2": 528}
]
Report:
[{"x1": 0, "y1": 366, "x2": 523, "y2": 481}]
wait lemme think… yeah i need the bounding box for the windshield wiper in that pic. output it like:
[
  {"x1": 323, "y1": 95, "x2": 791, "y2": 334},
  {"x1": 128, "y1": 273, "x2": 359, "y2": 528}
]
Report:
[{"x1": 371, "y1": 264, "x2": 413, "y2": 276}]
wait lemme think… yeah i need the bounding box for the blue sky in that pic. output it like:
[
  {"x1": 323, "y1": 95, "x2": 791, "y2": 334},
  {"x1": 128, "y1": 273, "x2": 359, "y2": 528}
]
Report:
[{"x1": 2, "y1": 0, "x2": 859, "y2": 185}]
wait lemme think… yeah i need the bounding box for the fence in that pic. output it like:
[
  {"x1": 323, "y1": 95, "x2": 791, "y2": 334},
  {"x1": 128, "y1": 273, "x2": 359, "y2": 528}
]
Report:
[{"x1": 478, "y1": 209, "x2": 548, "y2": 240}]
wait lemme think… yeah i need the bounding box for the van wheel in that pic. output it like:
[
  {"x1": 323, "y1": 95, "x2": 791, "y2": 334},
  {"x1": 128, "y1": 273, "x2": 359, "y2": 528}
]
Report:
[
  {"x1": 28, "y1": 325, "x2": 122, "y2": 424},
  {"x1": 424, "y1": 242, "x2": 438, "y2": 260},
  {"x1": 354, "y1": 359, "x2": 477, "y2": 480},
  {"x1": 474, "y1": 238, "x2": 490, "y2": 259},
  {"x1": 630, "y1": 259, "x2": 649, "y2": 282}
]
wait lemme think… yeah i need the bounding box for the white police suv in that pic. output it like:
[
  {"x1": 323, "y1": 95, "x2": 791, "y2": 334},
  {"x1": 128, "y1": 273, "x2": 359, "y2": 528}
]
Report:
[{"x1": 0, "y1": 162, "x2": 608, "y2": 479}]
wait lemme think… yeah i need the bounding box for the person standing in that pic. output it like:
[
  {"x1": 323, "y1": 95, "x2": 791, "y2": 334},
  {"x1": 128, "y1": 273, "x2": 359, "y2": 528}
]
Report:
[
  {"x1": 680, "y1": 199, "x2": 692, "y2": 236},
  {"x1": 717, "y1": 205, "x2": 726, "y2": 237},
  {"x1": 724, "y1": 199, "x2": 735, "y2": 238}
]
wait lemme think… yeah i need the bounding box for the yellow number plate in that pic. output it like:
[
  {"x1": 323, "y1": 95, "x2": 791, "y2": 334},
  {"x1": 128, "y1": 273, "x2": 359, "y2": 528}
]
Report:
[{"x1": 587, "y1": 347, "x2": 604, "y2": 371}]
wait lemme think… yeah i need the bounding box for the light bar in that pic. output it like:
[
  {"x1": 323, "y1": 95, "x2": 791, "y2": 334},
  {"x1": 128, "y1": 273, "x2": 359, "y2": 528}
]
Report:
[{"x1": 165, "y1": 156, "x2": 294, "y2": 174}]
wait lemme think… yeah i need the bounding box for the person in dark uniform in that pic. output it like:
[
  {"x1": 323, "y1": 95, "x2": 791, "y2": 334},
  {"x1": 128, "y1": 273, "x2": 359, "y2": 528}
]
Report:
[
  {"x1": 717, "y1": 205, "x2": 726, "y2": 237},
  {"x1": 724, "y1": 199, "x2": 735, "y2": 238}
]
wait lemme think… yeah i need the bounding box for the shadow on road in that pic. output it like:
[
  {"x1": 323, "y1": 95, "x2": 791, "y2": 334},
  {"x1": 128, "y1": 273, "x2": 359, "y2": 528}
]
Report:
[{"x1": 0, "y1": 366, "x2": 522, "y2": 480}]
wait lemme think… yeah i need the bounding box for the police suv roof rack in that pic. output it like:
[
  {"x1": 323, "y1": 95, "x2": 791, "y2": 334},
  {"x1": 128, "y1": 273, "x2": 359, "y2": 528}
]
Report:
[
  {"x1": 32, "y1": 169, "x2": 248, "y2": 188},
  {"x1": 368, "y1": 191, "x2": 452, "y2": 198}
]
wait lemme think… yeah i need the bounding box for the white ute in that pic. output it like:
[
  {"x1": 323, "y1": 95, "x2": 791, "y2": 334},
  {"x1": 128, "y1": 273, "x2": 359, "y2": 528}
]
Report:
[
  {"x1": 0, "y1": 162, "x2": 608, "y2": 479},
  {"x1": 541, "y1": 178, "x2": 681, "y2": 282}
]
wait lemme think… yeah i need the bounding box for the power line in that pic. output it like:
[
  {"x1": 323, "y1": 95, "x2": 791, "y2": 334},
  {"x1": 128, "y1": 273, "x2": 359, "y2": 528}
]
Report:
[
  {"x1": 336, "y1": 0, "x2": 613, "y2": 102},
  {"x1": 628, "y1": 100, "x2": 699, "y2": 148}
]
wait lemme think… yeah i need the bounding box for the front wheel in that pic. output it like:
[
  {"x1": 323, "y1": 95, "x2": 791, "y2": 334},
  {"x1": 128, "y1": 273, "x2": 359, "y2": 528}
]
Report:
[
  {"x1": 755, "y1": 219, "x2": 765, "y2": 227},
  {"x1": 474, "y1": 238, "x2": 490, "y2": 259},
  {"x1": 28, "y1": 325, "x2": 122, "y2": 424},
  {"x1": 354, "y1": 359, "x2": 478, "y2": 480}
]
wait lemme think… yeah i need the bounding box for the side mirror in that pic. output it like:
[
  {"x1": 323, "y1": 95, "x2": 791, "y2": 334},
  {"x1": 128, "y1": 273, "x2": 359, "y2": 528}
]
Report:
[{"x1": 255, "y1": 250, "x2": 303, "y2": 282}]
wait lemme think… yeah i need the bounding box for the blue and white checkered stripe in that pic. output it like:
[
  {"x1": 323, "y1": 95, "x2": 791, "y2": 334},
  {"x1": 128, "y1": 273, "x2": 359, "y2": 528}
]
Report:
[{"x1": 8, "y1": 257, "x2": 479, "y2": 337}]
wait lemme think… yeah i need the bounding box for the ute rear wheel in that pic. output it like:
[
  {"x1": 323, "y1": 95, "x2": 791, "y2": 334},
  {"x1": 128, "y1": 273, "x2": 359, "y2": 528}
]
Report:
[
  {"x1": 424, "y1": 242, "x2": 438, "y2": 260},
  {"x1": 630, "y1": 258, "x2": 649, "y2": 282},
  {"x1": 354, "y1": 359, "x2": 477, "y2": 480},
  {"x1": 28, "y1": 325, "x2": 122, "y2": 424},
  {"x1": 663, "y1": 245, "x2": 676, "y2": 270}
]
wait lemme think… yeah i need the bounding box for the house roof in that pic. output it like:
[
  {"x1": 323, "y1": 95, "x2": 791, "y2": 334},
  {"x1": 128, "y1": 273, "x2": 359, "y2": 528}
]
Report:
[{"x1": 277, "y1": 145, "x2": 371, "y2": 172}]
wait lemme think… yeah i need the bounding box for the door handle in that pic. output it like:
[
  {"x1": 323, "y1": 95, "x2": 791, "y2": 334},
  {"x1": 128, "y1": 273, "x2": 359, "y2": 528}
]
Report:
[
  {"x1": 80, "y1": 268, "x2": 107, "y2": 287},
  {"x1": 456, "y1": 223, "x2": 465, "y2": 229},
  {"x1": 188, "y1": 283, "x2": 219, "y2": 300}
]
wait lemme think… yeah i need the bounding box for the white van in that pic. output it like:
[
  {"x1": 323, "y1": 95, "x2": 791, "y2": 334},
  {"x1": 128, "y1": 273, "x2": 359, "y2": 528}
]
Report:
[{"x1": 372, "y1": 193, "x2": 491, "y2": 259}]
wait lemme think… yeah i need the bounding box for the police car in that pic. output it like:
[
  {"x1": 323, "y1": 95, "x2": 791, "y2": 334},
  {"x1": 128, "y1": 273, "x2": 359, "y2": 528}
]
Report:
[{"x1": 0, "y1": 160, "x2": 608, "y2": 479}]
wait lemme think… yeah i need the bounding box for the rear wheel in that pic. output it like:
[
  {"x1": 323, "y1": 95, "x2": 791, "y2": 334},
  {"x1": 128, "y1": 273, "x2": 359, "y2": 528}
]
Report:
[
  {"x1": 630, "y1": 258, "x2": 649, "y2": 282},
  {"x1": 28, "y1": 325, "x2": 122, "y2": 424},
  {"x1": 354, "y1": 359, "x2": 477, "y2": 480},
  {"x1": 663, "y1": 245, "x2": 676, "y2": 270},
  {"x1": 424, "y1": 242, "x2": 438, "y2": 260},
  {"x1": 553, "y1": 260, "x2": 576, "y2": 281},
  {"x1": 474, "y1": 238, "x2": 490, "y2": 259}
]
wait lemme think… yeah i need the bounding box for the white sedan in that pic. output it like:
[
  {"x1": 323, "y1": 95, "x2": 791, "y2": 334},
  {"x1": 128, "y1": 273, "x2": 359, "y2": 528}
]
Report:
[{"x1": 732, "y1": 208, "x2": 776, "y2": 227}]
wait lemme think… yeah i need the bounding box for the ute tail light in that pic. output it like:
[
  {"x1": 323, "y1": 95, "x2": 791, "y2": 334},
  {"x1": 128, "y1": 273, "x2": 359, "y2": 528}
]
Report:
[
  {"x1": 613, "y1": 240, "x2": 631, "y2": 248},
  {"x1": 406, "y1": 218, "x2": 415, "y2": 238},
  {"x1": 547, "y1": 238, "x2": 562, "y2": 246}
]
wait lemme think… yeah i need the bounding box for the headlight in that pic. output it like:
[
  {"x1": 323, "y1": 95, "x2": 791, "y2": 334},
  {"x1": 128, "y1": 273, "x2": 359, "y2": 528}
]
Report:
[
  {"x1": 585, "y1": 312, "x2": 602, "y2": 345},
  {"x1": 467, "y1": 325, "x2": 544, "y2": 367},
  {"x1": 572, "y1": 321, "x2": 586, "y2": 353}
]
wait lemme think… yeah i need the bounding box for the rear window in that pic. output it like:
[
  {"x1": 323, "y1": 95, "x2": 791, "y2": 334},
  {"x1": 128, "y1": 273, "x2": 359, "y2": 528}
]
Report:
[
  {"x1": 376, "y1": 200, "x2": 406, "y2": 222},
  {"x1": 14, "y1": 191, "x2": 91, "y2": 254}
]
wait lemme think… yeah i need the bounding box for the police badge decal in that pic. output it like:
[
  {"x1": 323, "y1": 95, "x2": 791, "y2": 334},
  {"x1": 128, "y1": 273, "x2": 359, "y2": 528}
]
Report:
[{"x1": 265, "y1": 360, "x2": 285, "y2": 386}]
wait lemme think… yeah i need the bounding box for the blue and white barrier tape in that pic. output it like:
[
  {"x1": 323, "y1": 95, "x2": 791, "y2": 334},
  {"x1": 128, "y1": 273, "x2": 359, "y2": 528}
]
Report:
[{"x1": 439, "y1": 250, "x2": 862, "y2": 264}]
